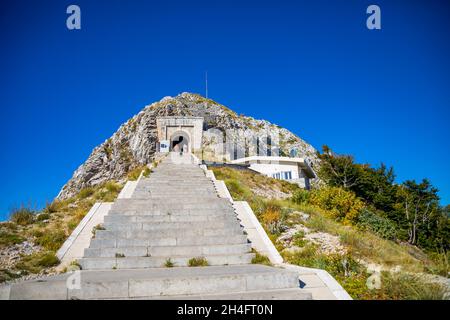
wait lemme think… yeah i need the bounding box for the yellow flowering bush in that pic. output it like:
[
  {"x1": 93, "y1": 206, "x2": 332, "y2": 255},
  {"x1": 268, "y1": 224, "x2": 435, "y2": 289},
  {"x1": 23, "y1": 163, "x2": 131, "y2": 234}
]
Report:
[{"x1": 309, "y1": 186, "x2": 364, "y2": 223}]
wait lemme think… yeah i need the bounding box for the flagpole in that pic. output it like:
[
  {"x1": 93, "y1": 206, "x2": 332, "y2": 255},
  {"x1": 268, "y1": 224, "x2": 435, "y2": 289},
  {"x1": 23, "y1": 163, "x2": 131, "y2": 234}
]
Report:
[{"x1": 205, "y1": 71, "x2": 208, "y2": 99}]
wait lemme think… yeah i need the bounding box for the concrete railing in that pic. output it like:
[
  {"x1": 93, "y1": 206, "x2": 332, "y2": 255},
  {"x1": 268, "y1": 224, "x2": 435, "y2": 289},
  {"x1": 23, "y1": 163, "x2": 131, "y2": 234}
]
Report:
[
  {"x1": 55, "y1": 164, "x2": 149, "y2": 270},
  {"x1": 234, "y1": 201, "x2": 284, "y2": 264},
  {"x1": 56, "y1": 202, "x2": 113, "y2": 270}
]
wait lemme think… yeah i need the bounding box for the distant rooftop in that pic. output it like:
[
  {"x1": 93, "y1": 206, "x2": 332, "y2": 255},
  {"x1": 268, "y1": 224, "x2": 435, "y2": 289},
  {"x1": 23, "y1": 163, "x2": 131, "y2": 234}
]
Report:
[{"x1": 231, "y1": 155, "x2": 315, "y2": 178}]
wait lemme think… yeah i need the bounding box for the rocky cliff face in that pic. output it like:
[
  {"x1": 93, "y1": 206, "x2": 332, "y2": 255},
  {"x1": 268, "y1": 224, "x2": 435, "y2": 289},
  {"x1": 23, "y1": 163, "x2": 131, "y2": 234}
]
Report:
[{"x1": 57, "y1": 93, "x2": 320, "y2": 199}]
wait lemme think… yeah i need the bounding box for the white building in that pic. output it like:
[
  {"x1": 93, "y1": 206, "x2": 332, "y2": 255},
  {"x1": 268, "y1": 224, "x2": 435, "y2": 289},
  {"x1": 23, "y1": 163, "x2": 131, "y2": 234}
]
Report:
[{"x1": 231, "y1": 156, "x2": 315, "y2": 189}]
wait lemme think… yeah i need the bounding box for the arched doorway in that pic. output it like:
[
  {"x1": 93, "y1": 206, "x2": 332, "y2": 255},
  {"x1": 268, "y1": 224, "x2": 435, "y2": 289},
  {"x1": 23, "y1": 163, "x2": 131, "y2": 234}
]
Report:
[{"x1": 170, "y1": 131, "x2": 190, "y2": 152}]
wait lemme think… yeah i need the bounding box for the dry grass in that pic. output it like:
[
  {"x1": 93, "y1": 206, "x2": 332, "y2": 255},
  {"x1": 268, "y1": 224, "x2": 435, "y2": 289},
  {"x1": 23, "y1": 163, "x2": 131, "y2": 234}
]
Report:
[
  {"x1": 212, "y1": 167, "x2": 299, "y2": 198},
  {"x1": 0, "y1": 179, "x2": 126, "y2": 282}
]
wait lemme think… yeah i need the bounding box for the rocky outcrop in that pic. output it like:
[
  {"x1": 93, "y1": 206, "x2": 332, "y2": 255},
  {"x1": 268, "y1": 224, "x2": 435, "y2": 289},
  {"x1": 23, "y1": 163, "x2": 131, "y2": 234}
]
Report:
[{"x1": 57, "y1": 93, "x2": 320, "y2": 199}]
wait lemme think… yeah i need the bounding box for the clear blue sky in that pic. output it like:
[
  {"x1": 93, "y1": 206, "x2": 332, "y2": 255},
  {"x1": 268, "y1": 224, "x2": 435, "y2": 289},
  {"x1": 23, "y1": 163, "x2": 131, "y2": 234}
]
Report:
[{"x1": 1, "y1": 0, "x2": 449, "y2": 220}]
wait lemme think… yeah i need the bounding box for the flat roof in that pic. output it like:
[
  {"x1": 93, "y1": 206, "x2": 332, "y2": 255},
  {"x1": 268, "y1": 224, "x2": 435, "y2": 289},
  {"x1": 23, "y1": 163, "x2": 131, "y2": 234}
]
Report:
[
  {"x1": 231, "y1": 156, "x2": 315, "y2": 178},
  {"x1": 156, "y1": 116, "x2": 204, "y2": 120}
]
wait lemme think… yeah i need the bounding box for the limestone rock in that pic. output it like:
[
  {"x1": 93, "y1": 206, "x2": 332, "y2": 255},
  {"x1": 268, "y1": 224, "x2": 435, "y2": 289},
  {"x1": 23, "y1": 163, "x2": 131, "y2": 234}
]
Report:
[
  {"x1": 0, "y1": 241, "x2": 42, "y2": 270},
  {"x1": 278, "y1": 223, "x2": 346, "y2": 256}
]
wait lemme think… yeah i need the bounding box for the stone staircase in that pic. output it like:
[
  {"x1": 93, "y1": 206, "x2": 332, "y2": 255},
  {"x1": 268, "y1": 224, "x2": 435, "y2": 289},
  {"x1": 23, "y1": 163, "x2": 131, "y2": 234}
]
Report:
[
  {"x1": 78, "y1": 153, "x2": 255, "y2": 270},
  {"x1": 2, "y1": 152, "x2": 312, "y2": 299}
]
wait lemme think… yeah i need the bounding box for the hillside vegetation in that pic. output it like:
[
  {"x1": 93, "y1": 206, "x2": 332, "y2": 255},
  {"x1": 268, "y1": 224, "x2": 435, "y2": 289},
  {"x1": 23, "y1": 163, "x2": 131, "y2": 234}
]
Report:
[
  {"x1": 212, "y1": 162, "x2": 449, "y2": 300},
  {"x1": 0, "y1": 180, "x2": 124, "y2": 283}
]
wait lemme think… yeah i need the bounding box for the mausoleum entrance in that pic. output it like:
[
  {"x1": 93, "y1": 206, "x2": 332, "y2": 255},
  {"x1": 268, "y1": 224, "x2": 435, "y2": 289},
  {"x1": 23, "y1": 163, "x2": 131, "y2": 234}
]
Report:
[
  {"x1": 170, "y1": 131, "x2": 190, "y2": 152},
  {"x1": 156, "y1": 116, "x2": 203, "y2": 153}
]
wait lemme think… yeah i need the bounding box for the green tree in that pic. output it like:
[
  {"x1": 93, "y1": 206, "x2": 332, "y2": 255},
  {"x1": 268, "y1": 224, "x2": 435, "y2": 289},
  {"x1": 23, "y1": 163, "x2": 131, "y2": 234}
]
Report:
[
  {"x1": 353, "y1": 163, "x2": 397, "y2": 214},
  {"x1": 395, "y1": 179, "x2": 440, "y2": 246},
  {"x1": 318, "y1": 145, "x2": 361, "y2": 189},
  {"x1": 318, "y1": 146, "x2": 396, "y2": 213}
]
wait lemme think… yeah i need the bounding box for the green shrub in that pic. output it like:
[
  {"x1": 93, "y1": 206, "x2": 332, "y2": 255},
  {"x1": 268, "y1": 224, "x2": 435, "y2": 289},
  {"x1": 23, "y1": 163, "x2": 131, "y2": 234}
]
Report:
[
  {"x1": 1, "y1": 222, "x2": 18, "y2": 231},
  {"x1": 78, "y1": 187, "x2": 95, "y2": 199},
  {"x1": 304, "y1": 211, "x2": 340, "y2": 235},
  {"x1": 36, "y1": 213, "x2": 50, "y2": 222},
  {"x1": 0, "y1": 231, "x2": 25, "y2": 246},
  {"x1": 15, "y1": 251, "x2": 59, "y2": 274},
  {"x1": 44, "y1": 201, "x2": 64, "y2": 213},
  {"x1": 127, "y1": 167, "x2": 143, "y2": 181},
  {"x1": 0, "y1": 269, "x2": 22, "y2": 283},
  {"x1": 284, "y1": 243, "x2": 363, "y2": 276},
  {"x1": 375, "y1": 272, "x2": 448, "y2": 300},
  {"x1": 251, "y1": 251, "x2": 272, "y2": 266},
  {"x1": 143, "y1": 167, "x2": 152, "y2": 177},
  {"x1": 92, "y1": 224, "x2": 105, "y2": 237},
  {"x1": 37, "y1": 252, "x2": 60, "y2": 267},
  {"x1": 93, "y1": 181, "x2": 123, "y2": 202},
  {"x1": 188, "y1": 257, "x2": 209, "y2": 267},
  {"x1": 35, "y1": 229, "x2": 67, "y2": 251},
  {"x1": 426, "y1": 250, "x2": 450, "y2": 277},
  {"x1": 283, "y1": 244, "x2": 373, "y2": 299},
  {"x1": 67, "y1": 219, "x2": 79, "y2": 231},
  {"x1": 224, "y1": 179, "x2": 251, "y2": 200},
  {"x1": 357, "y1": 209, "x2": 397, "y2": 240},
  {"x1": 164, "y1": 258, "x2": 174, "y2": 267},
  {"x1": 105, "y1": 181, "x2": 121, "y2": 193},
  {"x1": 309, "y1": 186, "x2": 364, "y2": 223},
  {"x1": 292, "y1": 231, "x2": 307, "y2": 247},
  {"x1": 10, "y1": 207, "x2": 35, "y2": 225},
  {"x1": 291, "y1": 189, "x2": 310, "y2": 205}
]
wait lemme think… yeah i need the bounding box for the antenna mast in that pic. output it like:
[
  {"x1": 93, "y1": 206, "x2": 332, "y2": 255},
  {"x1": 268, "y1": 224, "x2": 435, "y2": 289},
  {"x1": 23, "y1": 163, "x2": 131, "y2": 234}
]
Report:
[{"x1": 205, "y1": 71, "x2": 208, "y2": 99}]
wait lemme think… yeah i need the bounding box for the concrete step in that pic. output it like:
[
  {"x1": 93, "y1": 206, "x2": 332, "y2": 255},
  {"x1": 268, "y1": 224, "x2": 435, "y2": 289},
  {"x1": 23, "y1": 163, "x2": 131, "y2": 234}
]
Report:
[
  {"x1": 78, "y1": 253, "x2": 255, "y2": 269},
  {"x1": 102, "y1": 221, "x2": 241, "y2": 231},
  {"x1": 112, "y1": 198, "x2": 231, "y2": 207},
  {"x1": 84, "y1": 243, "x2": 252, "y2": 258},
  {"x1": 136, "y1": 184, "x2": 215, "y2": 189},
  {"x1": 143, "y1": 179, "x2": 209, "y2": 183},
  {"x1": 110, "y1": 204, "x2": 233, "y2": 212},
  {"x1": 130, "y1": 194, "x2": 219, "y2": 200},
  {"x1": 95, "y1": 226, "x2": 245, "y2": 239},
  {"x1": 149, "y1": 288, "x2": 312, "y2": 300},
  {"x1": 136, "y1": 180, "x2": 214, "y2": 189},
  {"x1": 104, "y1": 213, "x2": 239, "y2": 223},
  {"x1": 106, "y1": 208, "x2": 236, "y2": 217},
  {"x1": 111, "y1": 204, "x2": 232, "y2": 211},
  {"x1": 145, "y1": 180, "x2": 209, "y2": 184},
  {"x1": 139, "y1": 179, "x2": 209, "y2": 182},
  {"x1": 134, "y1": 186, "x2": 216, "y2": 191},
  {"x1": 131, "y1": 191, "x2": 218, "y2": 197},
  {"x1": 89, "y1": 234, "x2": 249, "y2": 248},
  {"x1": 7, "y1": 265, "x2": 311, "y2": 300},
  {"x1": 143, "y1": 171, "x2": 202, "y2": 174},
  {"x1": 5, "y1": 265, "x2": 308, "y2": 300},
  {"x1": 142, "y1": 174, "x2": 209, "y2": 178}
]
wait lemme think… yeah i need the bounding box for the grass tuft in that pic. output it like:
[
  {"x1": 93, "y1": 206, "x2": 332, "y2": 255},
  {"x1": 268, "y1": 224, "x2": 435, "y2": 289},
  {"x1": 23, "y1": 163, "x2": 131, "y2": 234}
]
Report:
[
  {"x1": 164, "y1": 258, "x2": 174, "y2": 267},
  {"x1": 10, "y1": 206, "x2": 35, "y2": 225},
  {"x1": 188, "y1": 257, "x2": 209, "y2": 267},
  {"x1": 251, "y1": 250, "x2": 272, "y2": 266}
]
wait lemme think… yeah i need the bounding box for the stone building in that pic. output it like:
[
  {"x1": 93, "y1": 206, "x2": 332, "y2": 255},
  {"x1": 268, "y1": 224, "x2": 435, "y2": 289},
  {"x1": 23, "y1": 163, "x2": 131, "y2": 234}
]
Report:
[
  {"x1": 231, "y1": 156, "x2": 315, "y2": 189},
  {"x1": 156, "y1": 117, "x2": 204, "y2": 153}
]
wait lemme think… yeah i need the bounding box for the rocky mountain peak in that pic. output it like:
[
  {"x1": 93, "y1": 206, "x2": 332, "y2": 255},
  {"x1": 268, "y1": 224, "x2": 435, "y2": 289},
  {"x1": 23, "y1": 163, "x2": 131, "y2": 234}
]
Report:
[{"x1": 57, "y1": 93, "x2": 319, "y2": 199}]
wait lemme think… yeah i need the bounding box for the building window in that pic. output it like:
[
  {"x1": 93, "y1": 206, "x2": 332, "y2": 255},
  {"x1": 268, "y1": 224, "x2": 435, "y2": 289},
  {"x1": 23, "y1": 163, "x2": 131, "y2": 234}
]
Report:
[
  {"x1": 283, "y1": 171, "x2": 292, "y2": 180},
  {"x1": 272, "y1": 171, "x2": 292, "y2": 181}
]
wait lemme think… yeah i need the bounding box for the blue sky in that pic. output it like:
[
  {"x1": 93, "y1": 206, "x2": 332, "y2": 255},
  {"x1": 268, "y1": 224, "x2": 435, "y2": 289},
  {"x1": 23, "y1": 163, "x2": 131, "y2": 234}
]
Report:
[{"x1": 0, "y1": 0, "x2": 449, "y2": 220}]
